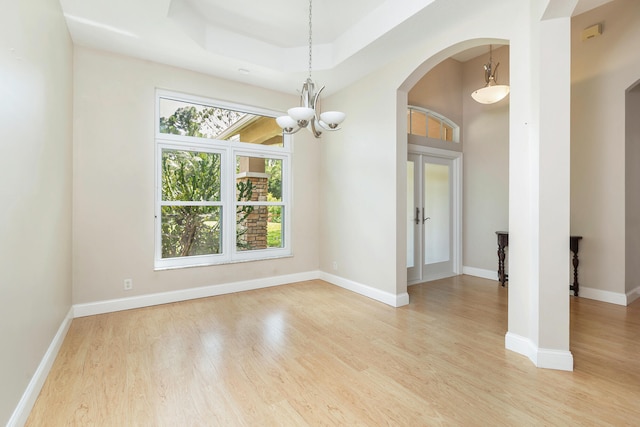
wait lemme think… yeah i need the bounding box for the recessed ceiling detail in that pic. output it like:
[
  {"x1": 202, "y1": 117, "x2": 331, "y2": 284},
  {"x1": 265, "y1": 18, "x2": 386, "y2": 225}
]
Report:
[{"x1": 60, "y1": 0, "x2": 614, "y2": 94}]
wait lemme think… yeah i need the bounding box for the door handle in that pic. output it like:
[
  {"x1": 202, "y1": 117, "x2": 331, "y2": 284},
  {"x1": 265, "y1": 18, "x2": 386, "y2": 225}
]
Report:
[
  {"x1": 414, "y1": 207, "x2": 420, "y2": 225},
  {"x1": 422, "y1": 209, "x2": 430, "y2": 224}
]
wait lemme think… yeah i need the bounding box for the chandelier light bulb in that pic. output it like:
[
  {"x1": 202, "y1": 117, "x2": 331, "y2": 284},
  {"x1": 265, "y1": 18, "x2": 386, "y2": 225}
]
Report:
[
  {"x1": 471, "y1": 44, "x2": 510, "y2": 105},
  {"x1": 288, "y1": 107, "x2": 315, "y2": 122},
  {"x1": 276, "y1": 115, "x2": 298, "y2": 131},
  {"x1": 471, "y1": 83, "x2": 510, "y2": 104},
  {"x1": 319, "y1": 111, "x2": 346, "y2": 129}
]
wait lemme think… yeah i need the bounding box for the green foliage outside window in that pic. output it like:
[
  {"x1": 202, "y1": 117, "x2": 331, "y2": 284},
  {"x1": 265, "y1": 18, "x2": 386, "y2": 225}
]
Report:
[
  {"x1": 161, "y1": 149, "x2": 222, "y2": 258},
  {"x1": 160, "y1": 106, "x2": 245, "y2": 139}
]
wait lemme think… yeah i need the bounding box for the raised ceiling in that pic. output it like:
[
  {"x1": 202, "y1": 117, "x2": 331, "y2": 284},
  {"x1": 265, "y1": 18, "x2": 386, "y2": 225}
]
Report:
[{"x1": 60, "y1": 0, "x2": 614, "y2": 95}]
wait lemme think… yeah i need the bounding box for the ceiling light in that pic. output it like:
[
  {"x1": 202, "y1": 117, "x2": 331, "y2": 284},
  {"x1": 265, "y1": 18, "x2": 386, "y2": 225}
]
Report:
[
  {"x1": 471, "y1": 45, "x2": 510, "y2": 105},
  {"x1": 276, "y1": 0, "x2": 346, "y2": 138}
]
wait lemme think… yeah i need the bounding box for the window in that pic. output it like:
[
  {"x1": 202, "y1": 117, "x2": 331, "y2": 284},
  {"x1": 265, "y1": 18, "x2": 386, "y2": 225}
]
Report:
[
  {"x1": 155, "y1": 91, "x2": 291, "y2": 269},
  {"x1": 407, "y1": 106, "x2": 459, "y2": 143}
]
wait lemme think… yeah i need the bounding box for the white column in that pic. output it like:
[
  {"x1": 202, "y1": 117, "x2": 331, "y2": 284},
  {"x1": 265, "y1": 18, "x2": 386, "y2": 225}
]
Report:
[{"x1": 506, "y1": 2, "x2": 574, "y2": 371}]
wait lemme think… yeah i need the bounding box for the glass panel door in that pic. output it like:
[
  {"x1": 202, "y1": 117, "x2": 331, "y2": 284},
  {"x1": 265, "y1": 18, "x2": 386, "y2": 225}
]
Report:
[
  {"x1": 407, "y1": 155, "x2": 421, "y2": 283},
  {"x1": 424, "y1": 161, "x2": 450, "y2": 265},
  {"x1": 407, "y1": 160, "x2": 415, "y2": 268},
  {"x1": 407, "y1": 153, "x2": 455, "y2": 284}
]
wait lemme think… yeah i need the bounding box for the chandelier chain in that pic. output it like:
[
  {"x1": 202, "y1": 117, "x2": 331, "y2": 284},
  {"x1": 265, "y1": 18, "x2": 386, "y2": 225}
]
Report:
[{"x1": 308, "y1": 0, "x2": 313, "y2": 80}]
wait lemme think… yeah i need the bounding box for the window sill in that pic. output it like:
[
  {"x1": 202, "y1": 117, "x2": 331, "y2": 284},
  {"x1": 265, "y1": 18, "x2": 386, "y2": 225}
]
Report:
[{"x1": 154, "y1": 253, "x2": 293, "y2": 271}]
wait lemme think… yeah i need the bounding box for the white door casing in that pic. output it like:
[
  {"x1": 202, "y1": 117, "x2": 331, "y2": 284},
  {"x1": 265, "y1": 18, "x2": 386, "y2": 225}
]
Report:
[{"x1": 407, "y1": 145, "x2": 462, "y2": 284}]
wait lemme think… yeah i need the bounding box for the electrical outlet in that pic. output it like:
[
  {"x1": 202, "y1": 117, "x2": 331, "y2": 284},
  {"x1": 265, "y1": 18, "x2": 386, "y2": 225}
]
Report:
[
  {"x1": 332, "y1": 261, "x2": 338, "y2": 271},
  {"x1": 123, "y1": 278, "x2": 133, "y2": 291}
]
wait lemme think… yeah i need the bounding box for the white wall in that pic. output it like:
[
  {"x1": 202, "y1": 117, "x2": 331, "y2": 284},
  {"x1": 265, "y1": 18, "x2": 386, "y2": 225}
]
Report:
[
  {"x1": 72, "y1": 47, "x2": 320, "y2": 304},
  {"x1": 571, "y1": 0, "x2": 640, "y2": 296},
  {"x1": 0, "y1": 0, "x2": 73, "y2": 423}
]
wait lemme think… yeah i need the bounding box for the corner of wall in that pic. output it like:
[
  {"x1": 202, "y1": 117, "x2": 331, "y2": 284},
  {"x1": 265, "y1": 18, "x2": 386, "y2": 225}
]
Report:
[{"x1": 7, "y1": 308, "x2": 74, "y2": 427}]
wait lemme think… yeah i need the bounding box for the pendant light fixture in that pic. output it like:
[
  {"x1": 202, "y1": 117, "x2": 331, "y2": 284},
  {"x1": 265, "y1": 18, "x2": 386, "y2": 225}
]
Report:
[
  {"x1": 471, "y1": 45, "x2": 510, "y2": 104},
  {"x1": 276, "y1": 0, "x2": 346, "y2": 138}
]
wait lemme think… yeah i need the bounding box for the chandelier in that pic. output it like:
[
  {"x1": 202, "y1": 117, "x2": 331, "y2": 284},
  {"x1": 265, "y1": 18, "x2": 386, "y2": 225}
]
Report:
[
  {"x1": 471, "y1": 45, "x2": 510, "y2": 104},
  {"x1": 276, "y1": 0, "x2": 346, "y2": 138}
]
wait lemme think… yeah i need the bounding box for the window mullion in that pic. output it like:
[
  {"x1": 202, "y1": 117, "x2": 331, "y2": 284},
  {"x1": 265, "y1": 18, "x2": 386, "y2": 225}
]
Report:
[
  {"x1": 225, "y1": 147, "x2": 235, "y2": 261},
  {"x1": 159, "y1": 201, "x2": 222, "y2": 207}
]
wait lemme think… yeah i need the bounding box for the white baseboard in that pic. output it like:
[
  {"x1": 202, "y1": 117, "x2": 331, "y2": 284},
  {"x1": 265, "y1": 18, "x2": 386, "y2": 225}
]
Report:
[
  {"x1": 320, "y1": 272, "x2": 409, "y2": 307},
  {"x1": 407, "y1": 273, "x2": 456, "y2": 286},
  {"x1": 505, "y1": 332, "x2": 574, "y2": 371},
  {"x1": 537, "y1": 347, "x2": 574, "y2": 371},
  {"x1": 462, "y1": 266, "x2": 498, "y2": 281},
  {"x1": 505, "y1": 332, "x2": 536, "y2": 364},
  {"x1": 626, "y1": 286, "x2": 640, "y2": 305},
  {"x1": 578, "y1": 286, "x2": 627, "y2": 306},
  {"x1": 73, "y1": 271, "x2": 321, "y2": 317},
  {"x1": 7, "y1": 307, "x2": 74, "y2": 427},
  {"x1": 73, "y1": 270, "x2": 412, "y2": 318}
]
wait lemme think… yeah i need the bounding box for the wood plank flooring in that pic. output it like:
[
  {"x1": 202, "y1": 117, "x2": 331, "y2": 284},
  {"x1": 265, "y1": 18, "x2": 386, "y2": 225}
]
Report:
[{"x1": 26, "y1": 276, "x2": 640, "y2": 426}]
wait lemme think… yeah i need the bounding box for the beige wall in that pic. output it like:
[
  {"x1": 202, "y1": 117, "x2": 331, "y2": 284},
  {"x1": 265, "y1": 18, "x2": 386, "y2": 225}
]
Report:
[
  {"x1": 571, "y1": 0, "x2": 640, "y2": 295},
  {"x1": 72, "y1": 47, "x2": 320, "y2": 304},
  {"x1": 409, "y1": 58, "x2": 463, "y2": 128},
  {"x1": 462, "y1": 46, "x2": 510, "y2": 273},
  {"x1": 625, "y1": 84, "x2": 640, "y2": 293},
  {"x1": 319, "y1": 72, "x2": 401, "y2": 294},
  {"x1": 319, "y1": 1, "x2": 524, "y2": 298},
  {"x1": 408, "y1": 58, "x2": 464, "y2": 151},
  {"x1": 0, "y1": 0, "x2": 73, "y2": 423}
]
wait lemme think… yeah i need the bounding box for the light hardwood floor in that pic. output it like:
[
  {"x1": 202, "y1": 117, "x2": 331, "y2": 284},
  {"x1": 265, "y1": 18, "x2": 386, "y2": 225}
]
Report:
[{"x1": 26, "y1": 276, "x2": 640, "y2": 426}]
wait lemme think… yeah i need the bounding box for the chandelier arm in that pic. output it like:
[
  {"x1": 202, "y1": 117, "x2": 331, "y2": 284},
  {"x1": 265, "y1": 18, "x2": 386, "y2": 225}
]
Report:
[
  {"x1": 309, "y1": 118, "x2": 322, "y2": 138},
  {"x1": 492, "y1": 62, "x2": 500, "y2": 80},
  {"x1": 312, "y1": 85, "x2": 325, "y2": 119}
]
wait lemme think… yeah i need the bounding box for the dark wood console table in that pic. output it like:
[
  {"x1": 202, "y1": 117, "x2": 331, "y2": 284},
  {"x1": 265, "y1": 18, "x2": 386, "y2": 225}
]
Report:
[{"x1": 495, "y1": 231, "x2": 583, "y2": 296}]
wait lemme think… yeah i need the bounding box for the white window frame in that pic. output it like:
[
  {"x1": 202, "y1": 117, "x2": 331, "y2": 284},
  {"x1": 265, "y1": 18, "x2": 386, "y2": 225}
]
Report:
[{"x1": 154, "y1": 90, "x2": 292, "y2": 269}]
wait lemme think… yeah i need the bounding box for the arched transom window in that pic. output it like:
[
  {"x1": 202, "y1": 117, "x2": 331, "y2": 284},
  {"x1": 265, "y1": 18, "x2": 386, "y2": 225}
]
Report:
[{"x1": 407, "y1": 106, "x2": 459, "y2": 143}]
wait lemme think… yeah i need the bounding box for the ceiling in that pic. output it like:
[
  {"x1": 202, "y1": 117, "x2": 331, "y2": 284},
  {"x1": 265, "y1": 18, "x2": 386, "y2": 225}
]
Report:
[{"x1": 59, "y1": 0, "x2": 614, "y2": 95}]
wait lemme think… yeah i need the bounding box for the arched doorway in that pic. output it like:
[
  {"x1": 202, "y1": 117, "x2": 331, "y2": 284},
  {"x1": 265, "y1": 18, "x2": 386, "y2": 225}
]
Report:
[{"x1": 402, "y1": 42, "x2": 510, "y2": 286}]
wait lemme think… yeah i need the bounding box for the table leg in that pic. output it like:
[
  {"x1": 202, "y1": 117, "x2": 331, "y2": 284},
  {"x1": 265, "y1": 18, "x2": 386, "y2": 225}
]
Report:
[
  {"x1": 497, "y1": 245, "x2": 506, "y2": 286},
  {"x1": 571, "y1": 250, "x2": 580, "y2": 296},
  {"x1": 570, "y1": 236, "x2": 582, "y2": 297}
]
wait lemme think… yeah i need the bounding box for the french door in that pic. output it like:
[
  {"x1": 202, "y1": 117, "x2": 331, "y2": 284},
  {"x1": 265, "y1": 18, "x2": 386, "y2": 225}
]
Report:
[{"x1": 407, "y1": 151, "x2": 460, "y2": 284}]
